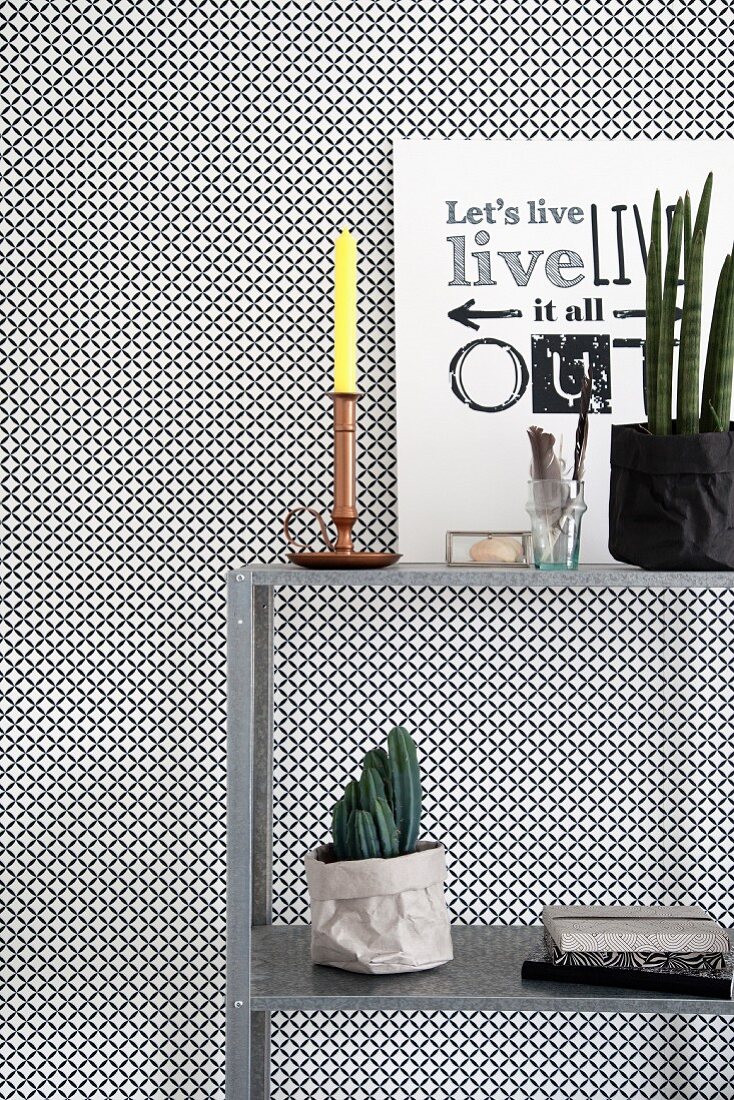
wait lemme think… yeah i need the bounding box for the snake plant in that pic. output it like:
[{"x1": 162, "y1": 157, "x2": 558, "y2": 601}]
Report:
[{"x1": 646, "y1": 173, "x2": 733, "y2": 434}]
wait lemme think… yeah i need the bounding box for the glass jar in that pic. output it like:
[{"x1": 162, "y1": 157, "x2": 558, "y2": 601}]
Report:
[{"x1": 526, "y1": 480, "x2": 587, "y2": 570}]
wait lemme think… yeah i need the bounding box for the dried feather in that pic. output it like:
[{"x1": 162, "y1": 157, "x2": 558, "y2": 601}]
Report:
[
  {"x1": 527, "y1": 426, "x2": 561, "y2": 480},
  {"x1": 572, "y1": 368, "x2": 593, "y2": 481}
]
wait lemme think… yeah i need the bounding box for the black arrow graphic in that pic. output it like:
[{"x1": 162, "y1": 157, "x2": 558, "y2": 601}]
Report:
[
  {"x1": 448, "y1": 299, "x2": 523, "y2": 330},
  {"x1": 614, "y1": 308, "x2": 683, "y2": 321}
]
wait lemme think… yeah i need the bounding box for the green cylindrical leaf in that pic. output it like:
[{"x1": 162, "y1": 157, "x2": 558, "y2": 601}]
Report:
[
  {"x1": 331, "y1": 799, "x2": 349, "y2": 861},
  {"x1": 372, "y1": 796, "x2": 399, "y2": 858},
  {"x1": 645, "y1": 238, "x2": 661, "y2": 431},
  {"x1": 388, "y1": 726, "x2": 422, "y2": 855},
  {"x1": 703, "y1": 254, "x2": 734, "y2": 432},
  {"x1": 706, "y1": 400, "x2": 725, "y2": 431},
  {"x1": 692, "y1": 171, "x2": 713, "y2": 242},
  {"x1": 683, "y1": 191, "x2": 692, "y2": 281},
  {"x1": 714, "y1": 262, "x2": 734, "y2": 431},
  {"x1": 656, "y1": 198, "x2": 684, "y2": 435},
  {"x1": 700, "y1": 254, "x2": 731, "y2": 431},
  {"x1": 651, "y1": 189, "x2": 662, "y2": 291},
  {"x1": 645, "y1": 192, "x2": 662, "y2": 432},
  {"x1": 353, "y1": 809, "x2": 381, "y2": 860},
  {"x1": 359, "y1": 765, "x2": 386, "y2": 809},
  {"x1": 677, "y1": 228, "x2": 705, "y2": 435}
]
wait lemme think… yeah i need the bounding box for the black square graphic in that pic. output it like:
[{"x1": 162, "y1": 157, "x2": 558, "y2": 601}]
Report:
[{"x1": 532, "y1": 333, "x2": 612, "y2": 414}]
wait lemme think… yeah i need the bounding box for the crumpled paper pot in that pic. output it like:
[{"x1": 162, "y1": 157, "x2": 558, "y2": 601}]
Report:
[{"x1": 305, "y1": 840, "x2": 453, "y2": 974}]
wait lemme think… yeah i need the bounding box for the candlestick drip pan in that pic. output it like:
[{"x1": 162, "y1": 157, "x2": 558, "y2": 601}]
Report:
[{"x1": 287, "y1": 551, "x2": 401, "y2": 569}]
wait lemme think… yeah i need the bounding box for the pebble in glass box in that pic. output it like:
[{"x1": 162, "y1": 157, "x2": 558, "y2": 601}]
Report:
[
  {"x1": 393, "y1": 138, "x2": 734, "y2": 565},
  {"x1": 445, "y1": 530, "x2": 531, "y2": 565},
  {"x1": 305, "y1": 726, "x2": 453, "y2": 975}
]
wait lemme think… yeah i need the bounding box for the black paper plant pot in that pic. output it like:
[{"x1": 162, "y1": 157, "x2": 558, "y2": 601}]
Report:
[{"x1": 609, "y1": 423, "x2": 734, "y2": 570}]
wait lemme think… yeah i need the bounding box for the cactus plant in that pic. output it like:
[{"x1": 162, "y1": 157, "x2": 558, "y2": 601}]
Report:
[
  {"x1": 362, "y1": 747, "x2": 391, "y2": 802},
  {"x1": 332, "y1": 798, "x2": 349, "y2": 860},
  {"x1": 372, "y1": 796, "x2": 399, "y2": 858},
  {"x1": 388, "y1": 725, "x2": 421, "y2": 855},
  {"x1": 645, "y1": 173, "x2": 734, "y2": 435},
  {"x1": 343, "y1": 778, "x2": 359, "y2": 817},
  {"x1": 353, "y1": 809, "x2": 381, "y2": 859},
  {"x1": 359, "y1": 764, "x2": 386, "y2": 808},
  {"x1": 329, "y1": 725, "x2": 422, "y2": 860}
]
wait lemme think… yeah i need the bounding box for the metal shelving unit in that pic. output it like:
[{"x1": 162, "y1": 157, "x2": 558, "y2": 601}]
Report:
[{"x1": 226, "y1": 564, "x2": 734, "y2": 1100}]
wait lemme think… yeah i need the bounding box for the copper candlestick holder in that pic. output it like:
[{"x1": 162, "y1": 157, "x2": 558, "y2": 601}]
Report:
[{"x1": 283, "y1": 392, "x2": 401, "y2": 568}]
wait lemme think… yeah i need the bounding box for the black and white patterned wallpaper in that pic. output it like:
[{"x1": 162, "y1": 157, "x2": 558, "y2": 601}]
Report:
[
  {"x1": 3, "y1": 1, "x2": 734, "y2": 1097},
  {"x1": 270, "y1": 1010, "x2": 734, "y2": 1100},
  {"x1": 272, "y1": 585, "x2": 734, "y2": 928}
]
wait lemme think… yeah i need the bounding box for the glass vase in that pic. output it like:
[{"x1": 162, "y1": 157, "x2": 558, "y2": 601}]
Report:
[{"x1": 526, "y1": 480, "x2": 587, "y2": 570}]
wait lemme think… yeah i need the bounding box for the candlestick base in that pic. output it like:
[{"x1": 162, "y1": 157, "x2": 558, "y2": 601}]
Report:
[
  {"x1": 282, "y1": 391, "x2": 400, "y2": 569},
  {"x1": 287, "y1": 550, "x2": 401, "y2": 569}
]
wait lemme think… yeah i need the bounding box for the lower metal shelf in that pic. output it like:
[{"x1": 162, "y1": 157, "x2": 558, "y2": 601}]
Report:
[{"x1": 251, "y1": 925, "x2": 734, "y2": 1016}]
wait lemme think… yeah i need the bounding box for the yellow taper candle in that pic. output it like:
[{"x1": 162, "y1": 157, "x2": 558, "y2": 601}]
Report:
[{"x1": 334, "y1": 228, "x2": 357, "y2": 393}]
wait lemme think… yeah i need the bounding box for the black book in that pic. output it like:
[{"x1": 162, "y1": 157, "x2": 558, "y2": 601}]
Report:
[{"x1": 521, "y1": 947, "x2": 734, "y2": 999}]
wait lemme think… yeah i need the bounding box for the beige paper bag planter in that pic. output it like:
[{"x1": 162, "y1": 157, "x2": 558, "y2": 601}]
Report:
[{"x1": 306, "y1": 840, "x2": 453, "y2": 974}]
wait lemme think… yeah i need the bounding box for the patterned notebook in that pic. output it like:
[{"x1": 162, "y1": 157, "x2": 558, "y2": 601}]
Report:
[
  {"x1": 543, "y1": 905, "x2": 730, "y2": 957},
  {"x1": 522, "y1": 943, "x2": 734, "y2": 999},
  {"x1": 544, "y1": 933, "x2": 727, "y2": 973}
]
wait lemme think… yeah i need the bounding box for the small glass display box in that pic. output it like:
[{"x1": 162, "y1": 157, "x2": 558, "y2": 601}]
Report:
[{"x1": 446, "y1": 530, "x2": 532, "y2": 567}]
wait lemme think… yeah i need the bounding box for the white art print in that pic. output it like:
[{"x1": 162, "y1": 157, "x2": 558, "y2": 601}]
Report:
[{"x1": 394, "y1": 138, "x2": 734, "y2": 563}]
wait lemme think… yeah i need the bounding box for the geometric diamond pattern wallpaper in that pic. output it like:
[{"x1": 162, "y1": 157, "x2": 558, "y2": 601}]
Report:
[
  {"x1": 3, "y1": 0, "x2": 734, "y2": 1097},
  {"x1": 272, "y1": 586, "x2": 734, "y2": 928},
  {"x1": 271, "y1": 1011, "x2": 734, "y2": 1100}
]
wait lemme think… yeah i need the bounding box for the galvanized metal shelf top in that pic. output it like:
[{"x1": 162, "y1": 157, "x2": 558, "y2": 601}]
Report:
[
  {"x1": 252, "y1": 926, "x2": 734, "y2": 1015},
  {"x1": 233, "y1": 563, "x2": 734, "y2": 589}
]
